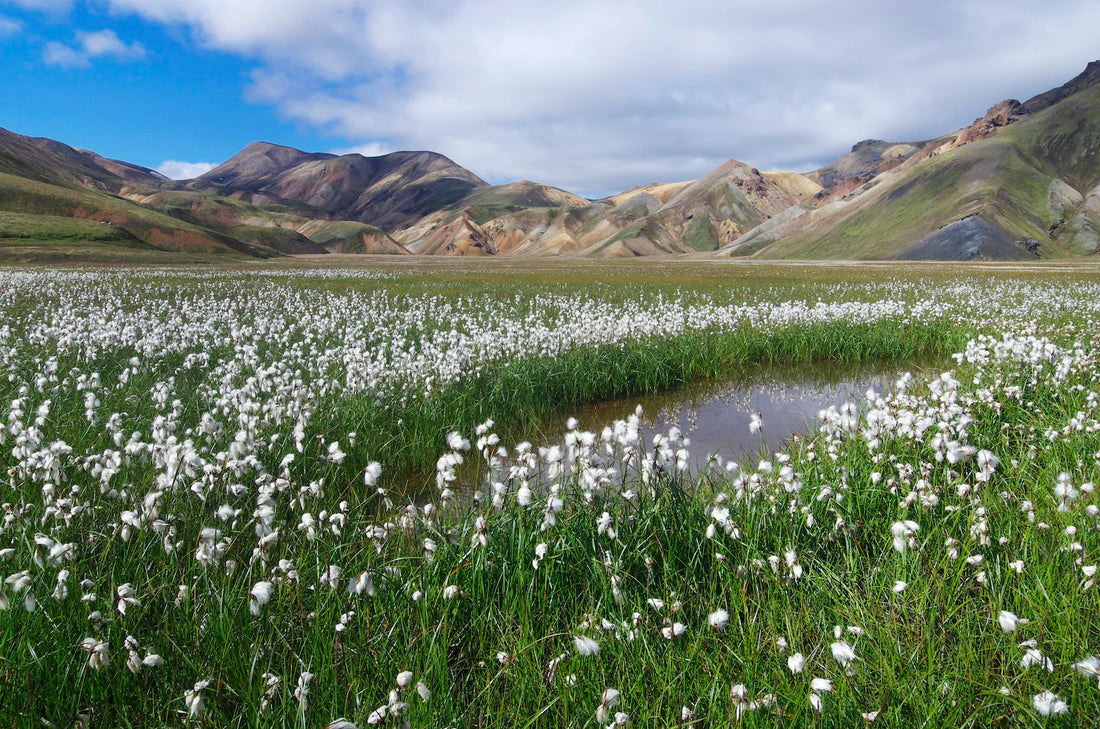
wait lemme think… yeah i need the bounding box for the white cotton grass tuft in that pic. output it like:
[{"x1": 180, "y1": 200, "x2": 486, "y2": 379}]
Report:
[
  {"x1": 1032, "y1": 690, "x2": 1068, "y2": 717},
  {"x1": 250, "y1": 581, "x2": 274, "y2": 615},
  {"x1": 1073, "y1": 656, "x2": 1100, "y2": 679},
  {"x1": 79, "y1": 637, "x2": 110, "y2": 671},
  {"x1": 831, "y1": 640, "x2": 857, "y2": 670},
  {"x1": 327, "y1": 719, "x2": 360, "y2": 729},
  {"x1": 890, "y1": 520, "x2": 920, "y2": 552},
  {"x1": 707, "y1": 608, "x2": 729, "y2": 630},
  {"x1": 787, "y1": 652, "x2": 805, "y2": 674},
  {"x1": 574, "y1": 634, "x2": 599, "y2": 656},
  {"x1": 363, "y1": 461, "x2": 382, "y2": 487},
  {"x1": 998, "y1": 610, "x2": 1028, "y2": 634},
  {"x1": 596, "y1": 687, "x2": 620, "y2": 723},
  {"x1": 184, "y1": 678, "x2": 211, "y2": 719}
]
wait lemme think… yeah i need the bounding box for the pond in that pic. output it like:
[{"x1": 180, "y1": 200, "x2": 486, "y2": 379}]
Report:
[{"x1": 532, "y1": 357, "x2": 942, "y2": 471}]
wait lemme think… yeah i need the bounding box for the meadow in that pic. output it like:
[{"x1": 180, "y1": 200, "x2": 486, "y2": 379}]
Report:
[{"x1": 1, "y1": 258, "x2": 1099, "y2": 727}]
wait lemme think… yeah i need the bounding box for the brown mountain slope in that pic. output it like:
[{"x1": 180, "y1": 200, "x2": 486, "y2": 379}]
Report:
[
  {"x1": 194, "y1": 142, "x2": 488, "y2": 231},
  {"x1": 0, "y1": 126, "x2": 167, "y2": 193},
  {"x1": 395, "y1": 159, "x2": 813, "y2": 258}
]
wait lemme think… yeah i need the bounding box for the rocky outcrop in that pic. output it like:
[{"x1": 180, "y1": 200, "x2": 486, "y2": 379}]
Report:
[{"x1": 809, "y1": 139, "x2": 925, "y2": 197}]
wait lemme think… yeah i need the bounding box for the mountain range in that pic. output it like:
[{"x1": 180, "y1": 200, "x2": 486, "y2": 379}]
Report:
[{"x1": 3, "y1": 61, "x2": 1100, "y2": 262}]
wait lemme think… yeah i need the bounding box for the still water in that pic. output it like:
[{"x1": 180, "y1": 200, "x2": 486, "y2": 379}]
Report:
[{"x1": 534, "y1": 358, "x2": 941, "y2": 470}]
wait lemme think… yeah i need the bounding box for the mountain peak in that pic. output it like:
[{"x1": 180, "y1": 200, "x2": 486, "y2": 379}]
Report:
[
  {"x1": 199, "y1": 142, "x2": 328, "y2": 187},
  {"x1": 1021, "y1": 60, "x2": 1100, "y2": 114}
]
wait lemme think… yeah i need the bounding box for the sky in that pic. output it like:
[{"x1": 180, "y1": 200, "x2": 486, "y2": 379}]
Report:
[{"x1": 1, "y1": 1, "x2": 1098, "y2": 198}]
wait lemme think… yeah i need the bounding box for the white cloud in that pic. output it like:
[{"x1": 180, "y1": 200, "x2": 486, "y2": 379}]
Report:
[
  {"x1": 43, "y1": 41, "x2": 88, "y2": 68},
  {"x1": 333, "y1": 142, "x2": 396, "y2": 158},
  {"x1": 43, "y1": 28, "x2": 145, "y2": 69},
  {"x1": 103, "y1": 0, "x2": 1100, "y2": 195},
  {"x1": 0, "y1": 16, "x2": 22, "y2": 36},
  {"x1": 155, "y1": 160, "x2": 217, "y2": 179}
]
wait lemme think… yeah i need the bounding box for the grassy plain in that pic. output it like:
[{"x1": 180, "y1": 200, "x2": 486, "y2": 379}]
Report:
[{"x1": 1, "y1": 258, "x2": 1099, "y2": 727}]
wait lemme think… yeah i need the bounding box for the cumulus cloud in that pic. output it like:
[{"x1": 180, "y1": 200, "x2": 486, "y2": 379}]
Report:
[
  {"x1": 333, "y1": 142, "x2": 397, "y2": 158},
  {"x1": 87, "y1": 0, "x2": 1100, "y2": 194},
  {"x1": 155, "y1": 160, "x2": 217, "y2": 179},
  {"x1": 43, "y1": 28, "x2": 146, "y2": 69}
]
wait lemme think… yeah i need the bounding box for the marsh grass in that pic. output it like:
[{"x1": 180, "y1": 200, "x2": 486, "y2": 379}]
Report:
[{"x1": 0, "y1": 264, "x2": 1098, "y2": 727}]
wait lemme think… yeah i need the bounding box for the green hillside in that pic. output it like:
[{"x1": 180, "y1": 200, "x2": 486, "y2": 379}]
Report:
[
  {"x1": 754, "y1": 82, "x2": 1100, "y2": 260},
  {"x1": 0, "y1": 173, "x2": 278, "y2": 261}
]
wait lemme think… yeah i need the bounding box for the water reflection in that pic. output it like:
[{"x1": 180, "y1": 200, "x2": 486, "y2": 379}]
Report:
[{"x1": 538, "y1": 358, "x2": 940, "y2": 470}]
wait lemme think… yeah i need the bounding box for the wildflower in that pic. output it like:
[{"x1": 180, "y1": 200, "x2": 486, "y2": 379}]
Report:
[
  {"x1": 1021, "y1": 642, "x2": 1054, "y2": 672},
  {"x1": 184, "y1": 678, "x2": 211, "y2": 719},
  {"x1": 443, "y1": 584, "x2": 459, "y2": 600},
  {"x1": 250, "y1": 581, "x2": 273, "y2": 615},
  {"x1": 661, "y1": 622, "x2": 686, "y2": 640},
  {"x1": 998, "y1": 610, "x2": 1028, "y2": 634},
  {"x1": 1067, "y1": 656, "x2": 1098, "y2": 683},
  {"x1": 473, "y1": 515, "x2": 489, "y2": 548},
  {"x1": 1054, "y1": 473, "x2": 1079, "y2": 511},
  {"x1": 596, "y1": 687, "x2": 620, "y2": 723},
  {"x1": 892, "y1": 580, "x2": 908, "y2": 593},
  {"x1": 363, "y1": 461, "x2": 382, "y2": 487},
  {"x1": 327, "y1": 720, "x2": 359, "y2": 729},
  {"x1": 1032, "y1": 690, "x2": 1068, "y2": 717},
  {"x1": 749, "y1": 413, "x2": 762, "y2": 434},
  {"x1": 708, "y1": 608, "x2": 729, "y2": 630},
  {"x1": 596, "y1": 511, "x2": 616, "y2": 539},
  {"x1": 831, "y1": 640, "x2": 857, "y2": 670},
  {"x1": 319, "y1": 565, "x2": 342, "y2": 589},
  {"x1": 532, "y1": 542, "x2": 548, "y2": 569},
  {"x1": 574, "y1": 634, "x2": 600, "y2": 656},
  {"x1": 348, "y1": 572, "x2": 374, "y2": 597},
  {"x1": 79, "y1": 637, "x2": 110, "y2": 671},
  {"x1": 295, "y1": 670, "x2": 314, "y2": 709},
  {"x1": 729, "y1": 682, "x2": 749, "y2": 719},
  {"x1": 890, "y1": 520, "x2": 920, "y2": 552},
  {"x1": 787, "y1": 652, "x2": 805, "y2": 674},
  {"x1": 446, "y1": 431, "x2": 470, "y2": 451}
]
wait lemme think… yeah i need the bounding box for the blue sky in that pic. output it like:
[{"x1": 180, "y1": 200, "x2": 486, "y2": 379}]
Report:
[
  {"x1": 1, "y1": 1, "x2": 333, "y2": 178},
  {"x1": 2, "y1": 1, "x2": 1099, "y2": 197}
]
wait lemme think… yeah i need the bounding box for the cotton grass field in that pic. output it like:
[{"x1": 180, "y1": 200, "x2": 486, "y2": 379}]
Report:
[{"x1": 1, "y1": 259, "x2": 1100, "y2": 727}]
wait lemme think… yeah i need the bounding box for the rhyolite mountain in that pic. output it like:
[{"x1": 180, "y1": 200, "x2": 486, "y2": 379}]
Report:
[
  {"x1": 192, "y1": 142, "x2": 488, "y2": 232},
  {"x1": 3, "y1": 61, "x2": 1100, "y2": 261}
]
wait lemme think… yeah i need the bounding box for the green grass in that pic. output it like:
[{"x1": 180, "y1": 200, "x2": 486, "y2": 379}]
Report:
[
  {"x1": 683, "y1": 216, "x2": 720, "y2": 252},
  {"x1": 1, "y1": 263, "x2": 1099, "y2": 727},
  {"x1": 0, "y1": 173, "x2": 289, "y2": 262}
]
